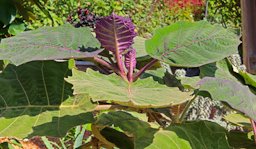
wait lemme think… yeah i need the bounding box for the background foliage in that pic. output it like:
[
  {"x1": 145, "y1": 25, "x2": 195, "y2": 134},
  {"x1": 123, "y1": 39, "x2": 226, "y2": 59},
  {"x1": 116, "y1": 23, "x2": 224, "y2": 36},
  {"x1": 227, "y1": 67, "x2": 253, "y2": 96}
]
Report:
[
  {"x1": 25, "y1": 0, "x2": 204, "y2": 36},
  {"x1": 207, "y1": 0, "x2": 241, "y2": 28},
  {"x1": 0, "y1": 0, "x2": 242, "y2": 38}
]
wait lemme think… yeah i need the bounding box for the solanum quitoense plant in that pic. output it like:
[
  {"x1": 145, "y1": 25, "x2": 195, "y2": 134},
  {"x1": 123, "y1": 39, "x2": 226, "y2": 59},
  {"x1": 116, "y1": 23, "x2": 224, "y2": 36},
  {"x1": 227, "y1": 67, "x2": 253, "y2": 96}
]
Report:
[{"x1": 0, "y1": 12, "x2": 253, "y2": 149}]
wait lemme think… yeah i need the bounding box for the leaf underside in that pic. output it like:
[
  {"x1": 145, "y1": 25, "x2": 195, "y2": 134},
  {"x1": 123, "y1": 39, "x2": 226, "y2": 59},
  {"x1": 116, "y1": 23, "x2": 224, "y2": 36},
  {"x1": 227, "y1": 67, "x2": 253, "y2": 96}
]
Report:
[
  {"x1": 0, "y1": 24, "x2": 101, "y2": 65},
  {"x1": 146, "y1": 21, "x2": 240, "y2": 67},
  {"x1": 0, "y1": 61, "x2": 95, "y2": 138},
  {"x1": 197, "y1": 59, "x2": 256, "y2": 121},
  {"x1": 66, "y1": 69, "x2": 192, "y2": 108}
]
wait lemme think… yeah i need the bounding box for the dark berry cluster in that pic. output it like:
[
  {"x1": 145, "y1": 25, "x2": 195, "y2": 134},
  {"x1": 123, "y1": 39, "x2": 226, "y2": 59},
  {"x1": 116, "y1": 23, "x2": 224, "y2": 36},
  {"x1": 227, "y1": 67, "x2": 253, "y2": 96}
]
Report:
[{"x1": 67, "y1": 8, "x2": 100, "y2": 28}]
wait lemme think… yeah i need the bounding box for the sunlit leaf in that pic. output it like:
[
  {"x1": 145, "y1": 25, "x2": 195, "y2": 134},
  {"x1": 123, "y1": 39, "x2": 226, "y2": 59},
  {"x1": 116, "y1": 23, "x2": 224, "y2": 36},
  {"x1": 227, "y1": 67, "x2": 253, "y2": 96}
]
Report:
[
  {"x1": 0, "y1": 24, "x2": 101, "y2": 65},
  {"x1": 146, "y1": 21, "x2": 240, "y2": 67},
  {"x1": 0, "y1": 61, "x2": 95, "y2": 138},
  {"x1": 67, "y1": 69, "x2": 192, "y2": 108}
]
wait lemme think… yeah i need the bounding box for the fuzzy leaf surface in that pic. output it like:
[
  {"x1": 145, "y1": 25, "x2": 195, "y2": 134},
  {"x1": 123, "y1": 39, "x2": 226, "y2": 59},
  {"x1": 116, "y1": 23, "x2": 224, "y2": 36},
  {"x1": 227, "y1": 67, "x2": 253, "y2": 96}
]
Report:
[
  {"x1": 67, "y1": 69, "x2": 192, "y2": 108},
  {"x1": 198, "y1": 77, "x2": 256, "y2": 121},
  {"x1": 146, "y1": 21, "x2": 240, "y2": 67},
  {"x1": 0, "y1": 24, "x2": 101, "y2": 65},
  {"x1": 0, "y1": 61, "x2": 95, "y2": 138}
]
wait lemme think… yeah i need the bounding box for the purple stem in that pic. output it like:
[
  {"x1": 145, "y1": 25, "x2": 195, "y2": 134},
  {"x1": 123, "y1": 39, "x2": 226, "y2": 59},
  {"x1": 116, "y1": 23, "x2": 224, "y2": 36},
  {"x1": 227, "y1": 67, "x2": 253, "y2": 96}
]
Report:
[
  {"x1": 114, "y1": 48, "x2": 128, "y2": 81},
  {"x1": 115, "y1": 51, "x2": 126, "y2": 76},
  {"x1": 250, "y1": 119, "x2": 256, "y2": 144},
  {"x1": 133, "y1": 59, "x2": 158, "y2": 81},
  {"x1": 93, "y1": 57, "x2": 114, "y2": 70},
  {"x1": 128, "y1": 64, "x2": 133, "y2": 82},
  {"x1": 94, "y1": 56, "x2": 128, "y2": 81}
]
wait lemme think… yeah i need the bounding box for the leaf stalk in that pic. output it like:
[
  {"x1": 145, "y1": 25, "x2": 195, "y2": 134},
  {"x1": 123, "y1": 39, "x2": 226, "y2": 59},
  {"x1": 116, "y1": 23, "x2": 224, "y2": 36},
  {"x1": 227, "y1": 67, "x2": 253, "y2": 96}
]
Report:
[
  {"x1": 133, "y1": 59, "x2": 158, "y2": 81},
  {"x1": 250, "y1": 119, "x2": 256, "y2": 145}
]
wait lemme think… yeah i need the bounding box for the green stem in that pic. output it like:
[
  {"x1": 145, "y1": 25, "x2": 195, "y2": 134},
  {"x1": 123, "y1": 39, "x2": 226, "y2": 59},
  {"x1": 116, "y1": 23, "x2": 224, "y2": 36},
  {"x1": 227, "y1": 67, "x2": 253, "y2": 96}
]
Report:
[
  {"x1": 94, "y1": 56, "x2": 128, "y2": 81},
  {"x1": 179, "y1": 95, "x2": 197, "y2": 123}
]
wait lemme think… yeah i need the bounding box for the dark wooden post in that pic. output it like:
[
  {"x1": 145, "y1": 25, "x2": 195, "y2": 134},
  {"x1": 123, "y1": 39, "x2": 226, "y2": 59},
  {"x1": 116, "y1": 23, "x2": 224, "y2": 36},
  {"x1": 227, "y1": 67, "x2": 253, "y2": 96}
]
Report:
[
  {"x1": 241, "y1": 0, "x2": 256, "y2": 74},
  {"x1": 241, "y1": 1, "x2": 256, "y2": 144}
]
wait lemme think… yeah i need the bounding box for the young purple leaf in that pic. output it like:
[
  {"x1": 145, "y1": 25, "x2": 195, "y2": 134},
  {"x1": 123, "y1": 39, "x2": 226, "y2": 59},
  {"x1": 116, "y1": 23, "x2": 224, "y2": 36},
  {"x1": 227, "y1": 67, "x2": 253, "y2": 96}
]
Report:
[
  {"x1": 95, "y1": 13, "x2": 137, "y2": 77},
  {"x1": 95, "y1": 13, "x2": 137, "y2": 54},
  {"x1": 125, "y1": 48, "x2": 136, "y2": 70},
  {"x1": 125, "y1": 48, "x2": 136, "y2": 82}
]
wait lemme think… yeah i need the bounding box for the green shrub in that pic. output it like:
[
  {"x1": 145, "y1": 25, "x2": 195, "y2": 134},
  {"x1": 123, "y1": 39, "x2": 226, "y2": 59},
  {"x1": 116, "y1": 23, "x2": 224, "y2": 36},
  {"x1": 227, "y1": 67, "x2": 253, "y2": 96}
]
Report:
[
  {"x1": 207, "y1": 0, "x2": 241, "y2": 28},
  {"x1": 83, "y1": 0, "x2": 198, "y2": 35},
  {"x1": 25, "y1": 0, "x2": 201, "y2": 35}
]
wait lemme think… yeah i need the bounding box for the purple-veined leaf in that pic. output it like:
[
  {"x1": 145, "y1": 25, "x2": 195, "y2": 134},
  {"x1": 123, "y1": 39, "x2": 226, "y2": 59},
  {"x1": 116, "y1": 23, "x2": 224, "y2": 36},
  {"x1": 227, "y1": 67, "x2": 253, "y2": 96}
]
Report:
[
  {"x1": 95, "y1": 13, "x2": 137, "y2": 54},
  {"x1": 125, "y1": 48, "x2": 136, "y2": 70}
]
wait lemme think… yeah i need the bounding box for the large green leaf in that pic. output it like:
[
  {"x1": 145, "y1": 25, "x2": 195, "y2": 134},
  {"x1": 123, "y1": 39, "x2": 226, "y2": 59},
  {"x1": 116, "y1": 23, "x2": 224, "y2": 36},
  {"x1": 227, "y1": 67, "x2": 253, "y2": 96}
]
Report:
[
  {"x1": 66, "y1": 69, "x2": 192, "y2": 108},
  {"x1": 198, "y1": 59, "x2": 256, "y2": 123},
  {"x1": 162, "y1": 121, "x2": 231, "y2": 149},
  {"x1": 96, "y1": 111, "x2": 231, "y2": 149},
  {"x1": 198, "y1": 77, "x2": 256, "y2": 121},
  {"x1": 146, "y1": 21, "x2": 240, "y2": 67},
  {"x1": 0, "y1": 24, "x2": 101, "y2": 65},
  {"x1": 0, "y1": 61, "x2": 95, "y2": 138}
]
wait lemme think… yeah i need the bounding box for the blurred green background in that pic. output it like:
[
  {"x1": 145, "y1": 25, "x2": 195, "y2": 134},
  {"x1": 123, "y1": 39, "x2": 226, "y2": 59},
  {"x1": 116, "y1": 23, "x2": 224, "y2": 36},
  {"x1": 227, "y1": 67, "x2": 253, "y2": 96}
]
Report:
[{"x1": 0, "y1": 0, "x2": 241, "y2": 39}]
